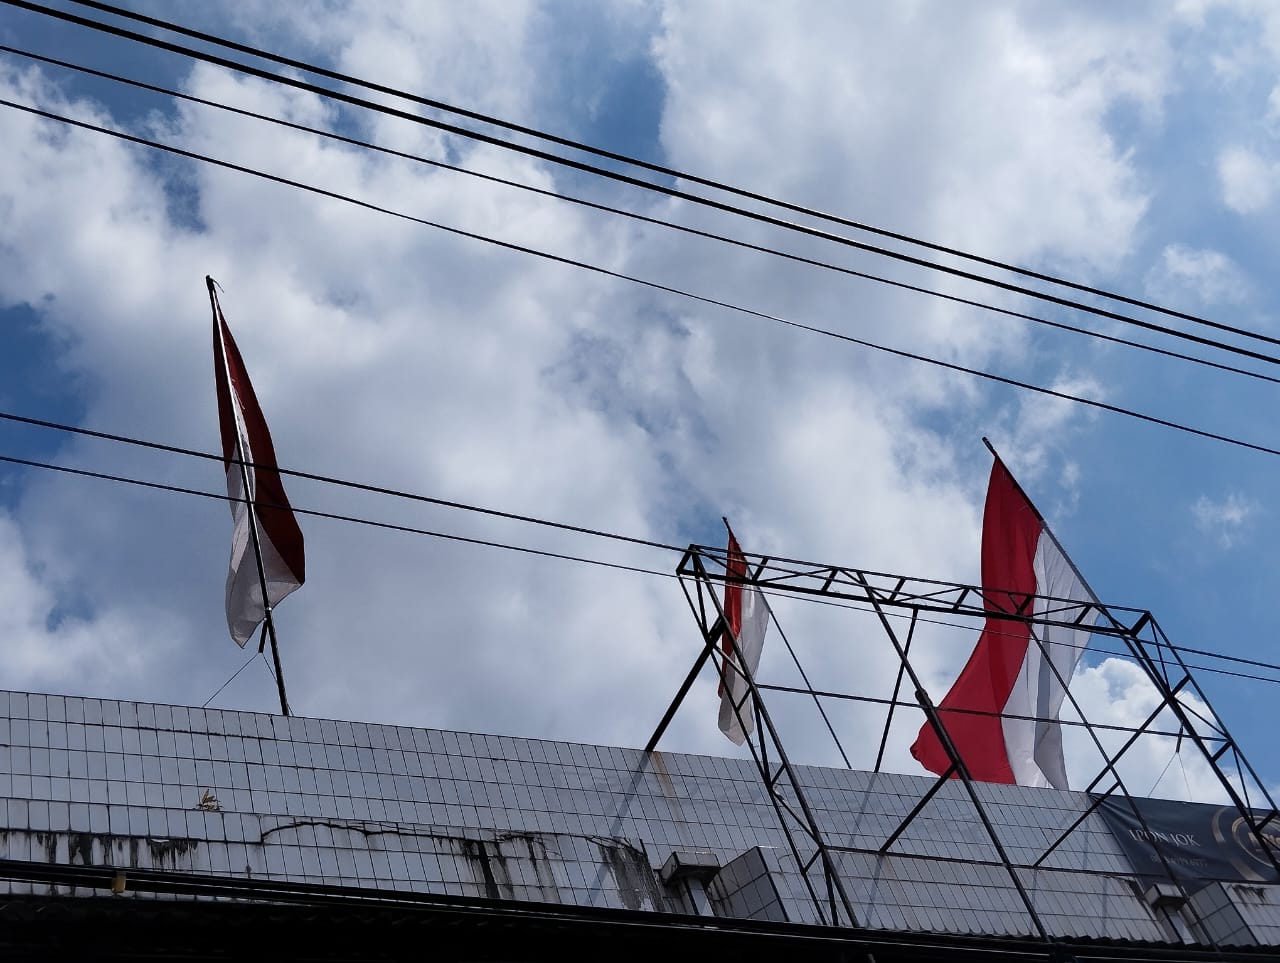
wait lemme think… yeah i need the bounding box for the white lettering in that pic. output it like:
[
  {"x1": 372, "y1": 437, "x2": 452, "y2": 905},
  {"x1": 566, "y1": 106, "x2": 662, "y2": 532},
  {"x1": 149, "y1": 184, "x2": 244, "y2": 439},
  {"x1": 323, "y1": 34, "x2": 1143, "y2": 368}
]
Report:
[{"x1": 1126, "y1": 829, "x2": 1201, "y2": 847}]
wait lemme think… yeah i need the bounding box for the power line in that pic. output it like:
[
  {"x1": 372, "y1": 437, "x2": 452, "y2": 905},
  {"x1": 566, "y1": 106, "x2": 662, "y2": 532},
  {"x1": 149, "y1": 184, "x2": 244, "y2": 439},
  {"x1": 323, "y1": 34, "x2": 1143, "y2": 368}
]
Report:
[
  {"x1": 0, "y1": 449, "x2": 1229, "y2": 691},
  {"x1": 3, "y1": 441, "x2": 1278, "y2": 688},
  {"x1": 0, "y1": 409, "x2": 682, "y2": 554},
  {"x1": 11, "y1": 0, "x2": 1280, "y2": 368},
  {"x1": 1, "y1": 100, "x2": 1278, "y2": 680},
  {"x1": 0, "y1": 450, "x2": 678, "y2": 580},
  {"x1": 55, "y1": 0, "x2": 1280, "y2": 355},
  {"x1": 6, "y1": 97, "x2": 1280, "y2": 467},
  {"x1": 201, "y1": 649, "x2": 259, "y2": 708},
  {"x1": 5, "y1": 43, "x2": 1278, "y2": 391}
]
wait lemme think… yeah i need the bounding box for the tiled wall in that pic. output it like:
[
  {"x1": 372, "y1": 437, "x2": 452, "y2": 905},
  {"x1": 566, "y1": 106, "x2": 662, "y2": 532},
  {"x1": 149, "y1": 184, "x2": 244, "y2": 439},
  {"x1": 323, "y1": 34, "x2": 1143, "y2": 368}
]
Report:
[
  {"x1": 1192, "y1": 883, "x2": 1255, "y2": 945},
  {"x1": 707, "y1": 846, "x2": 788, "y2": 922},
  {"x1": 0, "y1": 689, "x2": 1259, "y2": 943},
  {"x1": 1206, "y1": 883, "x2": 1280, "y2": 945}
]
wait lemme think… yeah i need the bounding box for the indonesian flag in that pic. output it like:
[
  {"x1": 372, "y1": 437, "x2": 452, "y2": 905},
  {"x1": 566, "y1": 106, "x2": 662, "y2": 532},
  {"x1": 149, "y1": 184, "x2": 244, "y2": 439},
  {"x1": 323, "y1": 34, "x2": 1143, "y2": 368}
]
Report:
[
  {"x1": 210, "y1": 279, "x2": 305, "y2": 646},
  {"x1": 910, "y1": 455, "x2": 1097, "y2": 790},
  {"x1": 718, "y1": 532, "x2": 770, "y2": 745}
]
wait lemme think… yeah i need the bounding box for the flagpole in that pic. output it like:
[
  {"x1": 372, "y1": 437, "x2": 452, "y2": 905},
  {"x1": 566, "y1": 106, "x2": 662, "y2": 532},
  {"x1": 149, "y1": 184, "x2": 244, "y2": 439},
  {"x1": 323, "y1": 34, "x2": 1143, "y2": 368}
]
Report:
[
  {"x1": 721, "y1": 517, "x2": 852, "y2": 768},
  {"x1": 980, "y1": 436, "x2": 1104, "y2": 604},
  {"x1": 238, "y1": 428, "x2": 292, "y2": 717},
  {"x1": 208, "y1": 278, "x2": 291, "y2": 717}
]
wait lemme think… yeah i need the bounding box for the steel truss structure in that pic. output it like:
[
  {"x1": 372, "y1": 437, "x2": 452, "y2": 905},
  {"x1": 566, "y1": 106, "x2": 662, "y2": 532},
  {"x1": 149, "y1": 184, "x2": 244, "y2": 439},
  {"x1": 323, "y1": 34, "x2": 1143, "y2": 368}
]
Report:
[{"x1": 647, "y1": 543, "x2": 1280, "y2": 946}]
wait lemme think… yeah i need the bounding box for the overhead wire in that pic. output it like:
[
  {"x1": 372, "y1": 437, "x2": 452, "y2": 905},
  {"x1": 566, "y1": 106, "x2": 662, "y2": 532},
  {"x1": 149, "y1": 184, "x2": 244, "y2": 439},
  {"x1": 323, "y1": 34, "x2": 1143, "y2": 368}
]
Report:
[
  {"x1": 7, "y1": 96, "x2": 1280, "y2": 467},
  {"x1": 10, "y1": 434, "x2": 1262, "y2": 743},
  {"x1": 3, "y1": 440, "x2": 1279, "y2": 688},
  {"x1": 1, "y1": 25, "x2": 1278, "y2": 690},
  {"x1": 6, "y1": 442, "x2": 1278, "y2": 701},
  {"x1": 0, "y1": 409, "x2": 682, "y2": 554},
  {"x1": 4, "y1": 43, "x2": 1279, "y2": 391},
  {"x1": 52, "y1": 0, "x2": 1280, "y2": 355},
  {"x1": 1, "y1": 93, "x2": 1280, "y2": 678},
  {"x1": 3, "y1": 96, "x2": 1280, "y2": 684},
  {"x1": 0, "y1": 451, "x2": 677, "y2": 580},
  {"x1": 10, "y1": 0, "x2": 1280, "y2": 367},
  {"x1": 200, "y1": 649, "x2": 259, "y2": 708}
]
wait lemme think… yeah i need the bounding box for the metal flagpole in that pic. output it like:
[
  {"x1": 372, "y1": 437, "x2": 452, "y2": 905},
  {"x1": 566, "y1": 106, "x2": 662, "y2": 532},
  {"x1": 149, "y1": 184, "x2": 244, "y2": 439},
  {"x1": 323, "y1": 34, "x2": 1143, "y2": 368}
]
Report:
[
  {"x1": 208, "y1": 278, "x2": 291, "y2": 717},
  {"x1": 980, "y1": 437, "x2": 1280, "y2": 877},
  {"x1": 981, "y1": 437, "x2": 1100, "y2": 601},
  {"x1": 722, "y1": 517, "x2": 852, "y2": 769}
]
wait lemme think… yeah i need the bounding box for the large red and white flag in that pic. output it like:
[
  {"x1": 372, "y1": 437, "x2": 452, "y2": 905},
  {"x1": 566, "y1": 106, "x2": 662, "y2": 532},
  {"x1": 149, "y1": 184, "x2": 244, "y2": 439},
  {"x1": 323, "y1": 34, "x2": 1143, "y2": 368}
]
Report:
[
  {"x1": 910, "y1": 455, "x2": 1097, "y2": 790},
  {"x1": 210, "y1": 280, "x2": 305, "y2": 646},
  {"x1": 718, "y1": 532, "x2": 770, "y2": 745}
]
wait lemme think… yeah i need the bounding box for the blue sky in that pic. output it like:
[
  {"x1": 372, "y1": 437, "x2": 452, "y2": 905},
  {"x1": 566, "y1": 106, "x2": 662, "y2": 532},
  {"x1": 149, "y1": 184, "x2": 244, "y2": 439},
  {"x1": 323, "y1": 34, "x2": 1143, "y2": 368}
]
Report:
[{"x1": 1, "y1": 0, "x2": 1280, "y2": 802}]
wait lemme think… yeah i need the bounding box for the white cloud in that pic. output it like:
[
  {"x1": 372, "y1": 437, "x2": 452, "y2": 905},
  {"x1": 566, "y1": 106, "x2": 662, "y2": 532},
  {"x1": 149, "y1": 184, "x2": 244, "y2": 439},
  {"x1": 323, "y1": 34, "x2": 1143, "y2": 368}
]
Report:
[
  {"x1": 0, "y1": 512, "x2": 167, "y2": 693},
  {"x1": 1146, "y1": 244, "x2": 1251, "y2": 306},
  {"x1": 1065, "y1": 657, "x2": 1239, "y2": 802},
  {"x1": 981, "y1": 371, "x2": 1104, "y2": 513},
  {"x1": 1192, "y1": 492, "x2": 1258, "y2": 547},
  {"x1": 654, "y1": 3, "x2": 1153, "y2": 277},
  {"x1": 1218, "y1": 145, "x2": 1277, "y2": 213}
]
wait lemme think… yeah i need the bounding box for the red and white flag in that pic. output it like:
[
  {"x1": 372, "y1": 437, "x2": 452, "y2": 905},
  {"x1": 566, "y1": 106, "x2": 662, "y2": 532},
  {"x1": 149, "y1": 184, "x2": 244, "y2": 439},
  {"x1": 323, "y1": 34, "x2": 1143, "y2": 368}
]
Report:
[
  {"x1": 910, "y1": 454, "x2": 1097, "y2": 790},
  {"x1": 210, "y1": 280, "x2": 305, "y2": 646},
  {"x1": 718, "y1": 532, "x2": 770, "y2": 745}
]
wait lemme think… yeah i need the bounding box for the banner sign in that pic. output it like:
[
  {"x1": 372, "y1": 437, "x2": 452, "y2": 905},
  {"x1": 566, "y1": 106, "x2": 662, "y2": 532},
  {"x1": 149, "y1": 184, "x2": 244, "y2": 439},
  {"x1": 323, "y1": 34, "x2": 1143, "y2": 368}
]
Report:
[{"x1": 1095, "y1": 795, "x2": 1280, "y2": 884}]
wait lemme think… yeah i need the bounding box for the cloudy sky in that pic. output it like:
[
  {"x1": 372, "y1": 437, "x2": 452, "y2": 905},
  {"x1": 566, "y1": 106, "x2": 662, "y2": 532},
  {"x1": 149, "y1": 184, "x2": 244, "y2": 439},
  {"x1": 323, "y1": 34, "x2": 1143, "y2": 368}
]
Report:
[{"x1": 2, "y1": 0, "x2": 1280, "y2": 803}]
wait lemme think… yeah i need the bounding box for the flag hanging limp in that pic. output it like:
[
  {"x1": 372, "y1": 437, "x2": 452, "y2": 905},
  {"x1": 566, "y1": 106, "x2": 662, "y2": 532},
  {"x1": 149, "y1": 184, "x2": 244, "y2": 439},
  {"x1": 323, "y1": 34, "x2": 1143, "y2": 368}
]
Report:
[
  {"x1": 718, "y1": 532, "x2": 770, "y2": 745},
  {"x1": 910, "y1": 454, "x2": 1097, "y2": 789},
  {"x1": 209, "y1": 278, "x2": 305, "y2": 646}
]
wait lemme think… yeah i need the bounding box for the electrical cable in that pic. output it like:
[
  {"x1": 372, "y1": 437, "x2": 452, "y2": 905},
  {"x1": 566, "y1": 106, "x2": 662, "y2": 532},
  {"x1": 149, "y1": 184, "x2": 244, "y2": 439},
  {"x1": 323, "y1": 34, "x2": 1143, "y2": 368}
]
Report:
[
  {"x1": 0, "y1": 409, "x2": 683, "y2": 554},
  {"x1": 1146, "y1": 746, "x2": 1181, "y2": 796},
  {"x1": 3, "y1": 445, "x2": 1279, "y2": 689},
  {"x1": 5, "y1": 43, "x2": 1278, "y2": 391},
  {"x1": 201, "y1": 650, "x2": 258, "y2": 708},
  {"x1": 5, "y1": 23, "x2": 1276, "y2": 677},
  {"x1": 6, "y1": 97, "x2": 1280, "y2": 468},
  {"x1": 6, "y1": 440, "x2": 1264, "y2": 738},
  {"x1": 0, "y1": 451, "x2": 676, "y2": 580},
  {"x1": 2, "y1": 91, "x2": 1280, "y2": 678},
  {"x1": 54, "y1": 0, "x2": 1280, "y2": 354},
  {"x1": 10, "y1": 0, "x2": 1280, "y2": 367},
  {"x1": 2, "y1": 86, "x2": 1277, "y2": 690}
]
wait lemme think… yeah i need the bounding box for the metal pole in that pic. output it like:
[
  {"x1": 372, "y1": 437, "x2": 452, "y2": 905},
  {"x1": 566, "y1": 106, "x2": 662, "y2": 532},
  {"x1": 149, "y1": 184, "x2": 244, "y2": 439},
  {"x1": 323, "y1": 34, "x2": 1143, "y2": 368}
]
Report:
[
  {"x1": 722, "y1": 518, "x2": 853, "y2": 769},
  {"x1": 232, "y1": 386, "x2": 291, "y2": 718},
  {"x1": 874, "y1": 609, "x2": 917, "y2": 772},
  {"x1": 209, "y1": 279, "x2": 290, "y2": 717},
  {"x1": 982, "y1": 438, "x2": 1103, "y2": 605},
  {"x1": 688, "y1": 553, "x2": 842, "y2": 923},
  {"x1": 1128, "y1": 625, "x2": 1280, "y2": 876},
  {"x1": 1018, "y1": 623, "x2": 1218, "y2": 946},
  {"x1": 698, "y1": 549, "x2": 859, "y2": 926},
  {"x1": 852, "y1": 570, "x2": 1052, "y2": 944},
  {"x1": 979, "y1": 441, "x2": 1226, "y2": 939}
]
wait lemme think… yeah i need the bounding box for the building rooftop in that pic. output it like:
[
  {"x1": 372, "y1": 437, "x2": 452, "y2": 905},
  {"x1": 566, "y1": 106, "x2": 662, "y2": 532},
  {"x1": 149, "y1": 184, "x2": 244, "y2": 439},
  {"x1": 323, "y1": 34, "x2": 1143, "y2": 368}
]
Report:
[{"x1": 0, "y1": 687, "x2": 1277, "y2": 959}]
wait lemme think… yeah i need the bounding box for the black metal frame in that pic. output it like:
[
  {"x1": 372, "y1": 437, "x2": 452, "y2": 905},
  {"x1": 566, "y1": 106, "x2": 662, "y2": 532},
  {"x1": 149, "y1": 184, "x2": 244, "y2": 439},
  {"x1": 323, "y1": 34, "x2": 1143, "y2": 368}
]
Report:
[
  {"x1": 647, "y1": 549, "x2": 858, "y2": 926},
  {"x1": 647, "y1": 543, "x2": 1280, "y2": 945}
]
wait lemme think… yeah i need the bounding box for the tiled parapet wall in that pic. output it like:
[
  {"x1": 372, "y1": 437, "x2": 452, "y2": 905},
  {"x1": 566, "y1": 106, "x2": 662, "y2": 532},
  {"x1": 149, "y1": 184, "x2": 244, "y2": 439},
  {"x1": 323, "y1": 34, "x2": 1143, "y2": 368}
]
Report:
[{"x1": 0, "y1": 689, "x2": 1218, "y2": 940}]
